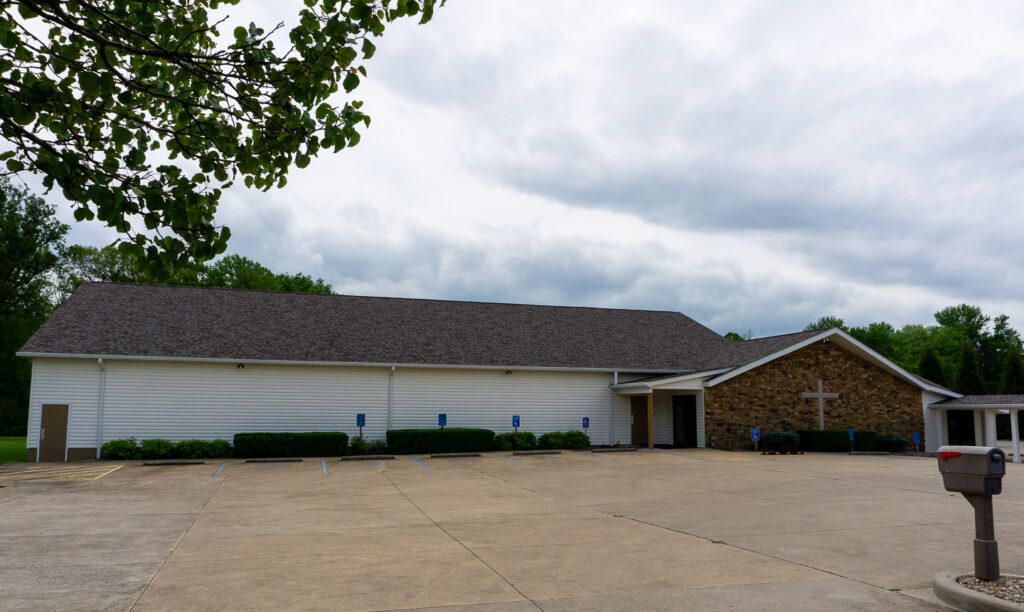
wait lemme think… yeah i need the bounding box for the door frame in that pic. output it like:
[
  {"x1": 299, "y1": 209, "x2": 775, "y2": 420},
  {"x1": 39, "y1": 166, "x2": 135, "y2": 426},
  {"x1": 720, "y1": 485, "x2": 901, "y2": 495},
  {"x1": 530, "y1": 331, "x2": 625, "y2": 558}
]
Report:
[
  {"x1": 38, "y1": 403, "x2": 70, "y2": 463},
  {"x1": 671, "y1": 394, "x2": 698, "y2": 448}
]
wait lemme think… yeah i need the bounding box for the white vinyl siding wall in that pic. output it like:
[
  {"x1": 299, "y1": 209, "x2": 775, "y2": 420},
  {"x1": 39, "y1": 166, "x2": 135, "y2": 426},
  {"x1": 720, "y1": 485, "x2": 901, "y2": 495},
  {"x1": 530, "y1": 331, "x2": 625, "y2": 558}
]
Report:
[
  {"x1": 392, "y1": 368, "x2": 616, "y2": 442},
  {"x1": 27, "y1": 358, "x2": 101, "y2": 450},
  {"x1": 30, "y1": 358, "x2": 625, "y2": 447},
  {"x1": 100, "y1": 360, "x2": 390, "y2": 443}
]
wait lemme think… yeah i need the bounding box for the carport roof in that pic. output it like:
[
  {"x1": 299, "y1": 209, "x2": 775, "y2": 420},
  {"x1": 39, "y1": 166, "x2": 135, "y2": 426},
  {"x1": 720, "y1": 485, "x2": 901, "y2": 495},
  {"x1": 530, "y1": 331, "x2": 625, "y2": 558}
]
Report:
[{"x1": 21, "y1": 282, "x2": 761, "y2": 371}]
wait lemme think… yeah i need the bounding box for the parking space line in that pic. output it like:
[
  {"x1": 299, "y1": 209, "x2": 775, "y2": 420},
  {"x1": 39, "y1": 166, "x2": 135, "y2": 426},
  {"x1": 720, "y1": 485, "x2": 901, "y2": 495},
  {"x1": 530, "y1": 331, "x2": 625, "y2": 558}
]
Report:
[
  {"x1": 411, "y1": 457, "x2": 433, "y2": 471},
  {"x1": 212, "y1": 463, "x2": 227, "y2": 477},
  {"x1": 572, "y1": 451, "x2": 622, "y2": 465},
  {"x1": 496, "y1": 455, "x2": 532, "y2": 468},
  {"x1": 321, "y1": 460, "x2": 328, "y2": 474}
]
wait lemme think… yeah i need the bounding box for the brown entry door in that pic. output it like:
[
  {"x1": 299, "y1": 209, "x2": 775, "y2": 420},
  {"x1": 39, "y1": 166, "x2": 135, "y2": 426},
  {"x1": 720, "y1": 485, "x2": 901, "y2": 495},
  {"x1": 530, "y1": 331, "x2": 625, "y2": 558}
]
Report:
[
  {"x1": 39, "y1": 404, "x2": 69, "y2": 462},
  {"x1": 630, "y1": 396, "x2": 648, "y2": 445}
]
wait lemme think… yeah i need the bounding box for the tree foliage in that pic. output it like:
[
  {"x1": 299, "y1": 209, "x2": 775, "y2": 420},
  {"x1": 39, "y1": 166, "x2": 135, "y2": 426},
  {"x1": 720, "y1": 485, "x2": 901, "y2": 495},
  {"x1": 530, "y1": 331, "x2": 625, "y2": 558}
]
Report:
[
  {"x1": 0, "y1": 177, "x2": 68, "y2": 434},
  {"x1": 0, "y1": 0, "x2": 441, "y2": 277},
  {"x1": 955, "y1": 339, "x2": 986, "y2": 395},
  {"x1": 918, "y1": 344, "x2": 945, "y2": 388},
  {"x1": 1000, "y1": 345, "x2": 1024, "y2": 395},
  {"x1": 59, "y1": 244, "x2": 332, "y2": 295},
  {"x1": 803, "y1": 315, "x2": 845, "y2": 331}
]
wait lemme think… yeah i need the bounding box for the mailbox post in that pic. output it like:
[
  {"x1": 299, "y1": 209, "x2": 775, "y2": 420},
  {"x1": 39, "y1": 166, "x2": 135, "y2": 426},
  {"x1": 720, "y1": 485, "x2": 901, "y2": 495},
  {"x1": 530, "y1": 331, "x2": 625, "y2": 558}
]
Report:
[{"x1": 936, "y1": 445, "x2": 1006, "y2": 580}]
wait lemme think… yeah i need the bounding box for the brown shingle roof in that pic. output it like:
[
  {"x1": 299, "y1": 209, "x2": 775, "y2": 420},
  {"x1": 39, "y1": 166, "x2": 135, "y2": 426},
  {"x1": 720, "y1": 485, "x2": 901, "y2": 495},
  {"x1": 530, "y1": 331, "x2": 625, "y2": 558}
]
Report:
[
  {"x1": 934, "y1": 395, "x2": 1024, "y2": 406},
  {"x1": 21, "y1": 283, "x2": 749, "y2": 371}
]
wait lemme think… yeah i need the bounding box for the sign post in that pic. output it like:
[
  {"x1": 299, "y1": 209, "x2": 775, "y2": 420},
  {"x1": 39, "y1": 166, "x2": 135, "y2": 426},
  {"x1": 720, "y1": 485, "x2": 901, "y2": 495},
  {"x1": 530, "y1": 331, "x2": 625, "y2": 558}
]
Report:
[
  {"x1": 356, "y1": 413, "x2": 366, "y2": 439},
  {"x1": 582, "y1": 417, "x2": 590, "y2": 435},
  {"x1": 848, "y1": 428, "x2": 855, "y2": 453},
  {"x1": 438, "y1": 413, "x2": 447, "y2": 429},
  {"x1": 751, "y1": 427, "x2": 760, "y2": 452},
  {"x1": 913, "y1": 431, "x2": 921, "y2": 453}
]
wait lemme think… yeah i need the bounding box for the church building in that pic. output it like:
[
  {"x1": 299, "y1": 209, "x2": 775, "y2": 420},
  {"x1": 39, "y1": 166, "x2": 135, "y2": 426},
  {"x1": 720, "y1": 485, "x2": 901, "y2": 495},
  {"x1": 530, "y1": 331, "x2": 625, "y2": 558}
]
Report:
[{"x1": 19, "y1": 283, "x2": 963, "y2": 462}]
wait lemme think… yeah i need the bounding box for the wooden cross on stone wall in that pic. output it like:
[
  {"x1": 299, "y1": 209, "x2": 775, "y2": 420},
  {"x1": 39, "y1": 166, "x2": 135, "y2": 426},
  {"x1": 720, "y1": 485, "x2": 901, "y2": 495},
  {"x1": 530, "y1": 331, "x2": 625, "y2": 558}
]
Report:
[{"x1": 802, "y1": 380, "x2": 838, "y2": 431}]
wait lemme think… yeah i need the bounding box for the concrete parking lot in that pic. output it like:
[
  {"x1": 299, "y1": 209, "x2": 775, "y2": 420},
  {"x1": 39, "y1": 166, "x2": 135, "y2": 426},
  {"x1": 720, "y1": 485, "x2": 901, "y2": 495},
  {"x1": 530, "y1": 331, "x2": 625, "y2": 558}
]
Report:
[{"x1": 3, "y1": 448, "x2": 1023, "y2": 611}]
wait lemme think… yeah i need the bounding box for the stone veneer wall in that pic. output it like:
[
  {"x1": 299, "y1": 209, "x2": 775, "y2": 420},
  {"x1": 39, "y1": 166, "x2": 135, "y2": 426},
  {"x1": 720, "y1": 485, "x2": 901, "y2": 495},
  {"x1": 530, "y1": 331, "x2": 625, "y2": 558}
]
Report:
[{"x1": 703, "y1": 340, "x2": 923, "y2": 451}]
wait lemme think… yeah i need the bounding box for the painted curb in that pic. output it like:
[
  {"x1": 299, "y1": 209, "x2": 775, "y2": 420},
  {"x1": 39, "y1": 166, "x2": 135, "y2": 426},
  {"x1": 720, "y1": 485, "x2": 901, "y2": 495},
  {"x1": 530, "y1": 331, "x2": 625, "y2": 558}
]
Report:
[
  {"x1": 933, "y1": 571, "x2": 1024, "y2": 611},
  {"x1": 429, "y1": 452, "x2": 481, "y2": 458},
  {"x1": 142, "y1": 460, "x2": 206, "y2": 466},
  {"x1": 244, "y1": 458, "x2": 304, "y2": 463},
  {"x1": 592, "y1": 448, "x2": 638, "y2": 453},
  {"x1": 513, "y1": 450, "x2": 562, "y2": 456},
  {"x1": 339, "y1": 455, "x2": 395, "y2": 461}
]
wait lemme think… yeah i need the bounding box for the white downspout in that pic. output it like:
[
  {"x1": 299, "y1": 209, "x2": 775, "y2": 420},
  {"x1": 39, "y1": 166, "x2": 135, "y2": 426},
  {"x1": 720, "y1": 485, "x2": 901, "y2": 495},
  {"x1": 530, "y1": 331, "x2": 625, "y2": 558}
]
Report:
[
  {"x1": 96, "y1": 358, "x2": 106, "y2": 459},
  {"x1": 387, "y1": 366, "x2": 395, "y2": 431},
  {"x1": 608, "y1": 371, "x2": 618, "y2": 446},
  {"x1": 1011, "y1": 409, "x2": 1021, "y2": 464}
]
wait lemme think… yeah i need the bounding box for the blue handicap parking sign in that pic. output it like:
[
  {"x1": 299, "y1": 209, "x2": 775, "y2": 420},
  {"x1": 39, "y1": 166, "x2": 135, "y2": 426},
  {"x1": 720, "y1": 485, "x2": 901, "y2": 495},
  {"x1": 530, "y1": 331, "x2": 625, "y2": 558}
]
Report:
[
  {"x1": 582, "y1": 417, "x2": 590, "y2": 429},
  {"x1": 913, "y1": 431, "x2": 921, "y2": 445},
  {"x1": 438, "y1": 413, "x2": 447, "y2": 427},
  {"x1": 356, "y1": 413, "x2": 366, "y2": 427},
  {"x1": 513, "y1": 415, "x2": 520, "y2": 428},
  {"x1": 751, "y1": 427, "x2": 760, "y2": 442},
  {"x1": 848, "y1": 428, "x2": 855, "y2": 441}
]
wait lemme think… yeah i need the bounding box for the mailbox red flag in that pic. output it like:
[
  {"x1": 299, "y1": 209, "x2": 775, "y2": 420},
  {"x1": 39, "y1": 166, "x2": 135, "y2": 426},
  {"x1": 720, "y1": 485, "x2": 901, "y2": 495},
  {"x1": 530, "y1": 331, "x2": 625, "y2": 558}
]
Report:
[{"x1": 941, "y1": 451, "x2": 962, "y2": 460}]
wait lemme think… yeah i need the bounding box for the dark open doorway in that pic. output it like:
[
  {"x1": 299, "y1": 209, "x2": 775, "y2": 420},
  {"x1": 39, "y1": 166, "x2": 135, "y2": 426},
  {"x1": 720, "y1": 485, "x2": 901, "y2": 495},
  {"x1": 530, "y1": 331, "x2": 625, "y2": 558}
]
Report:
[
  {"x1": 946, "y1": 410, "x2": 976, "y2": 446},
  {"x1": 630, "y1": 396, "x2": 648, "y2": 445},
  {"x1": 672, "y1": 395, "x2": 697, "y2": 448}
]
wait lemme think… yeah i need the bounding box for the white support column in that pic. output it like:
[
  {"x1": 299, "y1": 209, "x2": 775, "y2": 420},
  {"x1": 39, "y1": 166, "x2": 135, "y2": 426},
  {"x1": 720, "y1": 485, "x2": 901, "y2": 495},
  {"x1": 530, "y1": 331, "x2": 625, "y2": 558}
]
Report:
[
  {"x1": 974, "y1": 411, "x2": 985, "y2": 446},
  {"x1": 936, "y1": 409, "x2": 947, "y2": 449},
  {"x1": 696, "y1": 390, "x2": 706, "y2": 448},
  {"x1": 984, "y1": 410, "x2": 997, "y2": 447},
  {"x1": 1011, "y1": 409, "x2": 1021, "y2": 464}
]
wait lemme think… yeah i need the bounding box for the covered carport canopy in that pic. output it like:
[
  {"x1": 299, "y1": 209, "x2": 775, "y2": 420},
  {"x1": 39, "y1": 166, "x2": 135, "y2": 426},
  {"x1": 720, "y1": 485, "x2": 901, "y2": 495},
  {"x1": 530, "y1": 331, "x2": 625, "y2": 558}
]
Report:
[{"x1": 931, "y1": 395, "x2": 1023, "y2": 463}]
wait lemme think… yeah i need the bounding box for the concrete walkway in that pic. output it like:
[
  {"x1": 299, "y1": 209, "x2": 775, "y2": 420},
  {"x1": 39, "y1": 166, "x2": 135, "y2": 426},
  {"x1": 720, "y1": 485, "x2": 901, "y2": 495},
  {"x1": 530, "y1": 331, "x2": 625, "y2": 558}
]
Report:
[{"x1": 4, "y1": 449, "x2": 1021, "y2": 610}]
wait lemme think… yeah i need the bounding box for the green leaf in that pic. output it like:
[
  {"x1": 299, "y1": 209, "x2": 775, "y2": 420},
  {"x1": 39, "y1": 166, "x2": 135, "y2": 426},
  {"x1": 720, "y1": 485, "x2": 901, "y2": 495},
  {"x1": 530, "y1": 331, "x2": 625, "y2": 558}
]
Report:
[
  {"x1": 5, "y1": 159, "x2": 24, "y2": 172},
  {"x1": 233, "y1": 26, "x2": 247, "y2": 40},
  {"x1": 78, "y1": 72, "x2": 100, "y2": 95},
  {"x1": 343, "y1": 72, "x2": 360, "y2": 93},
  {"x1": 362, "y1": 39, "x2": 376, "y2": 59}
]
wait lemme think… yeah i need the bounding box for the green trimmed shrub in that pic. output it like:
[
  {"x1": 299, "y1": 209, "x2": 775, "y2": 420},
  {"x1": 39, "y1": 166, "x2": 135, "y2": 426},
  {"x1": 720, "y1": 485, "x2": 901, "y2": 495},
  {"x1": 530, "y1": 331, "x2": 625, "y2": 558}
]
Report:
[
  {"x1": 385, "y1": 428, "x2": 495, "y2": 454},
  {"x1": 877, "y1": 435, "x2": 908, "y2": 453},
  {"x1": 175, "y1": 439, "x2": 232, "y2": 459},
  {"x1": 798, "y1": 429, "x2": 878, "y2": 452},
  {"x1": 852, "y1": 430, "x2": 878, "y2": 452},
  {"x1": 762, "y1": 431, "x2": 799, "y2": 452},
  {"x1": 493, "y1": 432, "x2": 538, "y2": 451},
  {"x1": 208, "y1": 439, "x2": 232, "y2": 458},
  {"x1": 561, "y1": 430, "x2": 590, "y2": 449},
  {"x1": 350, "y1": 437, "x2": 389, "y2": 455},
  {"x1": 101, "y1": 439, "x2": 140, "y2": 460},
  {"x1": 139, "y1": 438, "x2": 175, "y2": 459},
  {"x1": 538, "y1": 431, "x2": 565, "y2": 450},
  {"x1": 232, "y1": 432, "x2": 349, "y2": 458},
  {"x1": 537, "y1": 430, "x2": 590, "y2": 449}
]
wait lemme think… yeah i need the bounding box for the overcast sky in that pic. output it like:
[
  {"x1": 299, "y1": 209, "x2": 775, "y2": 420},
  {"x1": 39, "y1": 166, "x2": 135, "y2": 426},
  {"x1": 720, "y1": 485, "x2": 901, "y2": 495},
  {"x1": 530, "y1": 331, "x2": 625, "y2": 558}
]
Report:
[{"x1": 48, "y1": 1, "x2": 1024, "y2": 337}]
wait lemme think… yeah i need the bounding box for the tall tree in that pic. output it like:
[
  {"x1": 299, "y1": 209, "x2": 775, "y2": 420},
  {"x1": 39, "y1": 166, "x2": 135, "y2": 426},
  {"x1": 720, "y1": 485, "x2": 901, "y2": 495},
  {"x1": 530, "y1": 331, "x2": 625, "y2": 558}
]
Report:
[
  {"x1": 1000, "y1": 345, "x2": 1024, "y2": 394},
  {"x1": 804, "y1": 316, "x2": 846, "y2": 332},
  {"x1": 918, "y1": 344, "x2": 946, "y2": 388},
  {"x1": 1, "y1": 0, "x2": 442, "y2": 276},
  {"x1": 935, "y1": 304, "x2": 989, "y2": 344},
  {"x1": 0, "y1": 178, "x2": 68, "y2": 435},
  {"x1": 848, "y1": 321, "x2": 896, "y2": 357},
  {"x1": 955, "y1": 339, "x2": 986, "y2": 395},
  {"x1": 57, "y1": 246, "x2": 332, "y2": 296}
]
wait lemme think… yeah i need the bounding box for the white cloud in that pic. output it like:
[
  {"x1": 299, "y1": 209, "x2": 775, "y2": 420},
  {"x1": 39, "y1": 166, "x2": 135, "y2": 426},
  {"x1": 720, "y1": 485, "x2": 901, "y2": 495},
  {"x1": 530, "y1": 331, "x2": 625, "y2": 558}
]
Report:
[{"x1": 36, "y1": 0, "x2": 1024, "y2": 336}]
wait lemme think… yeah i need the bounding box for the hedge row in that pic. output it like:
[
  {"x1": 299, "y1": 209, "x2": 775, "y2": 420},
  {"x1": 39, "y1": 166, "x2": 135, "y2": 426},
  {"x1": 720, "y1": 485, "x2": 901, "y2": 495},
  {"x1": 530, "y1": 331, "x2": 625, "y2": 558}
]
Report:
[
  {"x1": 101, "y1": 427, "x2": 594, "y2": 460},
  {"x1": 796, "y1": 430, "x2": 879, "y2": 452},
  {"x1": 491, "y1": 430, "x2": 591, "y2": 451},
  {"x1": 101, "y1": 438, "x2": 232, "y2": 460},
  {"x1": 386, "y1": 428, "x2": 495, "y2": 454},
  {"x1": 762, "y1": 432, "x2": 799, "y2": 452},
  {"x1": 233, "y1": 432, "x2": 349, "y2": 458}
]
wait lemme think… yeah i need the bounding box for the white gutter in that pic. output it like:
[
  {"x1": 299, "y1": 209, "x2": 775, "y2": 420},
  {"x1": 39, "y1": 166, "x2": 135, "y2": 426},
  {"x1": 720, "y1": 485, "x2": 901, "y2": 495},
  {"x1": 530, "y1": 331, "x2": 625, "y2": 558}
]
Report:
[
  {"x1": 15, "y1": 352, "x2": 682, "y2": 375},
  {"x1": 96, "y1": 357, "x2": 106, "y2": 459},
  {"x1": 387, "y1": 365, "x2": 395, "y2": 430}
]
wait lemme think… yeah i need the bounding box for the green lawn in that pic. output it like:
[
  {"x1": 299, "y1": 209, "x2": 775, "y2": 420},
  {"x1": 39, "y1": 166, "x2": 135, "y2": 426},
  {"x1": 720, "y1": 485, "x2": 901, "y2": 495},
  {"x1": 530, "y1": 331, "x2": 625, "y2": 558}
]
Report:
[{"x1": 0, "y1": 437, "x2": 27, "y2": 465}]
